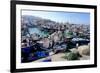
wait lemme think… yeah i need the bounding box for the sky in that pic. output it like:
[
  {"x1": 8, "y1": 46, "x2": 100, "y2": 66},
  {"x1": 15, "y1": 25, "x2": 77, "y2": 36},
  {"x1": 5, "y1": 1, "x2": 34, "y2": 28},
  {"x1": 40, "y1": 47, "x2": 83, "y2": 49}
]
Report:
[{"x1": 22, "y1": 10, "x2": 90, "y2": 25}]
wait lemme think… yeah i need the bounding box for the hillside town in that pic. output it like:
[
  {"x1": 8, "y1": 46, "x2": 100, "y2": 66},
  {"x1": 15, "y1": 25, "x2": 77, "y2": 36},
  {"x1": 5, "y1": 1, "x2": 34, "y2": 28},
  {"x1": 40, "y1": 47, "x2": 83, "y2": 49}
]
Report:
[{"x1": 21, "y1": 15, "x2": 90, "y2": 63}]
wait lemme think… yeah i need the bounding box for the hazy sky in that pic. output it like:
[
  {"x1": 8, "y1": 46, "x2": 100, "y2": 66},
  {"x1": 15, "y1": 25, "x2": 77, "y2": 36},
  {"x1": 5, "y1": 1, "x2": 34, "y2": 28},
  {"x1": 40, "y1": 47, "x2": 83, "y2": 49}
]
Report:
[{"x1": 22, "y1": 10, "x2": 90, "y2": 25}]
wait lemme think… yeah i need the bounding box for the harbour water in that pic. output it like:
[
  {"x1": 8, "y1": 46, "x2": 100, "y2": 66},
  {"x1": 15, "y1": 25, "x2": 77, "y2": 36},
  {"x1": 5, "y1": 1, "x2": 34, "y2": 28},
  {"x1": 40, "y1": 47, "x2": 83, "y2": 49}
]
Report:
[{"x1": 29, "y1": 27, "x2": 49, "y2": 37}]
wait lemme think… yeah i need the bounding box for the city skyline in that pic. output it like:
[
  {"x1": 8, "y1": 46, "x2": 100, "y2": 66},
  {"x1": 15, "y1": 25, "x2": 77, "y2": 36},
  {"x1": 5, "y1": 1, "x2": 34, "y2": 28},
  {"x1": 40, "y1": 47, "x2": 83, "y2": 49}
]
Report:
[{"x1": 22, "y1": 10, "x2": 90, "y2": 25}]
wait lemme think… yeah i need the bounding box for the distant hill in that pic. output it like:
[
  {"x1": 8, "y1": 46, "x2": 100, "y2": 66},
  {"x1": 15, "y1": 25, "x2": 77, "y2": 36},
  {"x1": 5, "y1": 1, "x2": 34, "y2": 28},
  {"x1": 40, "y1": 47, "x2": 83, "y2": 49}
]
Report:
[{"x1": 21, "y1": 15, "x2": 56, "y2": 27}]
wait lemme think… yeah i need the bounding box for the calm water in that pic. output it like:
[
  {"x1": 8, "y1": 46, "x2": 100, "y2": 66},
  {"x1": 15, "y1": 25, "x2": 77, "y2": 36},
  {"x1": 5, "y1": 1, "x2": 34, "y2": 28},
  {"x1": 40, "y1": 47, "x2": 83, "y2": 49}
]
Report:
[{"x1": 29, "y1": 27, "x2": 49, "y2": 37}]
